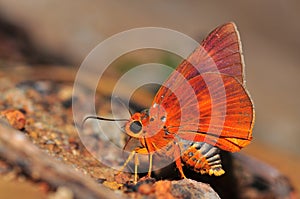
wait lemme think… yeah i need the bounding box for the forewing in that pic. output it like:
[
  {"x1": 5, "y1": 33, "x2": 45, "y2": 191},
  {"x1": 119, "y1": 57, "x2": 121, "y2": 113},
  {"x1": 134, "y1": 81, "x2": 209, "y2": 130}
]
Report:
[
  {"x1": 199, "y1": 22, "x2": 245, "y2": 84},
  {"x1": 174, "y1": 22, "x2": 245, "y2": 84}
]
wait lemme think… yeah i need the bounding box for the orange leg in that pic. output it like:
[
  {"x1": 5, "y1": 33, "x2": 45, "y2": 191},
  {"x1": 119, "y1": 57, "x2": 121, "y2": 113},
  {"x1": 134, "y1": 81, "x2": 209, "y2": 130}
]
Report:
[
  {"x1": 147, "y1": 153, "x2": 153, "y2": 178},
  {"x1": 134, "y1": 148, "x2": 153, "y2": 181},
  {"x1": 134, "y1": 152, "x2": 139, "y2": 183},
  {"x1": 117, "y1": 150, "x2": 136, "y2": 175},
  {"x1": 117, "y1": 147, "x2": 149, "y2": 183},
  {"x1": 174, "y1": 144, "x2": 186, "y2": 179}
]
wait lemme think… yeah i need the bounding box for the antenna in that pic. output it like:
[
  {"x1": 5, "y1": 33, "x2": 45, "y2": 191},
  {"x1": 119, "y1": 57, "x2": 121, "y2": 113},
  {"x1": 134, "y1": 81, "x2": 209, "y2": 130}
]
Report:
[{"x1": 82, "y1": 116, "x2": 129, "y2": 129}]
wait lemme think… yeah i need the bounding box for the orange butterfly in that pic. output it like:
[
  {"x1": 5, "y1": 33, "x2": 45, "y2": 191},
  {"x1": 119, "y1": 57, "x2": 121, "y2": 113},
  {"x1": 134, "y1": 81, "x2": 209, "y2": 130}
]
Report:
[{"x1": 85, "y1": 22, "x2": 254, "y2": 183}]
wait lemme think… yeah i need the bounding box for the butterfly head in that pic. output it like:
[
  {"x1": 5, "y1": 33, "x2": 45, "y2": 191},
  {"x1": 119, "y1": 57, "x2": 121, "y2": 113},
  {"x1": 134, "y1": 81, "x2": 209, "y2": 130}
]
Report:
[
  {"x1": 124, "y1": 105, "x2": 169, "y2": 140},
  {"x1": 124, "y1": 109, "x2": 150, "y2": 139}
]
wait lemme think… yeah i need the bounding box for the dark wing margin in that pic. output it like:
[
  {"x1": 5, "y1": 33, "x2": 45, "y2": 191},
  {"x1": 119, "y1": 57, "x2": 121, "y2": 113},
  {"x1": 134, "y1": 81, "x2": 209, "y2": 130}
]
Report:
[
  {"x1": 200, "y1": 22, "x2": 245, "y2": 84},
  {"x1": 175, "y1": 22, "x2": 245, "y2": 83}
]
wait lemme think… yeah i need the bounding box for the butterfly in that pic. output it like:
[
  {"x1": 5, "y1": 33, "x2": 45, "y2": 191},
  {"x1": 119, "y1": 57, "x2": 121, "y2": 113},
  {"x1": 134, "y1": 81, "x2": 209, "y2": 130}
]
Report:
[{"x1": 84, "y1": 22, "x2": 254, "y2": 183}]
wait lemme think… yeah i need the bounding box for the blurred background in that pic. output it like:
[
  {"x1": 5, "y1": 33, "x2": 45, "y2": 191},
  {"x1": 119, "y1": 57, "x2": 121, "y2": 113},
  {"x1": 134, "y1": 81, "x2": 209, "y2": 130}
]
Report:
[{"x1": 0, "y1": 0, "x2": 299, "y2": 192}]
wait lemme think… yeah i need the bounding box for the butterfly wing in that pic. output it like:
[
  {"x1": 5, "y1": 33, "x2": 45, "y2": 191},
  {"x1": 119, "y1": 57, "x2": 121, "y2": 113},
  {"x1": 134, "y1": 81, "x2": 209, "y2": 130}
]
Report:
[
  {"x1": 178, "y1": 73, "x2": 252, "y2": 152},
  {"x1": 175, "y1": 22, "x2": 245, "y2": 84},
  {"x1": 150, "y1": 22, "x2": 254, "y2": 152}
]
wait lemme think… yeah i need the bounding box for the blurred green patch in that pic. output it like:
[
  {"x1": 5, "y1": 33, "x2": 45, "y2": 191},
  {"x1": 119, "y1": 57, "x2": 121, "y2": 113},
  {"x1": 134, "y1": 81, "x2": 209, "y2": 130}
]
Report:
[{"x1": 111, "y1": 49, "x2": 183, "y2": 75}]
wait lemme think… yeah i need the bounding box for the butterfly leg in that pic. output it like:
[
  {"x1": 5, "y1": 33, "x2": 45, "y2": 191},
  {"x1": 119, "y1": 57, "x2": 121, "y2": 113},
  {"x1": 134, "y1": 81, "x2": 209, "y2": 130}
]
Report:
[
  {"x1": 117, "y1": 147, "x2": 149, "y2": 183},
  {"x1": 174, "y1": 143, "x2": 186, "y2": 179},
  {"x1": 148, "y1": 153, "x2": 153, "y2": 178},
  {"x1": 134, "y1": 147, "x2": 154, "y2": 178},
  {"x1": 134, "y1": 151, "x2": 139, "y2": 183},
  {"x1": 117, "y1": 150, "x2": 136, "y2": 175}
]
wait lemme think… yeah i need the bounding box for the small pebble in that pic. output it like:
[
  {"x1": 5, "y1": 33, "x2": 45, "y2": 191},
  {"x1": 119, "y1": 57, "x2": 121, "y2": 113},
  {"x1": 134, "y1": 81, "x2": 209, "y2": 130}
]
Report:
[
  {"x1": 48, "y1": 186, "x2": 73, "y2": 199},
  {"x1": 46, "y1": 144, "x2": 55, "y2": 151},
  {"x1": 38, "y1": 182, "x2": 51, "y2": 193},
  {"x1": 1, "y1": 109, "x2": 26, "y2": 130},
  {"x1": 29, "y1": 131, "x2": 39, "y2": 139},
  {"x1": 103, "y1": 181, "x2": 123, "y2": 190},
  {"x1": 0, "y1": 160, "x2": 11, "y2": 174},
  {"x1": 138, "y1": 183, "x2": 154, "y2": 195},
  {"x1": 96, "y1": 178, "x2": 106, "y2": 184},
  {"x1": 54, "y1": 138, "x2": 62, "y2": 145}
]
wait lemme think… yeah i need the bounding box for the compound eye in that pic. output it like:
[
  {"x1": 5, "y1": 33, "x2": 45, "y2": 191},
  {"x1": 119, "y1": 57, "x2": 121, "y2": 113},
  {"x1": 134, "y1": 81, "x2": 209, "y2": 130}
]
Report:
[{"x1": 129, "y1": 121, "x2": 142, "y2": 134}]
